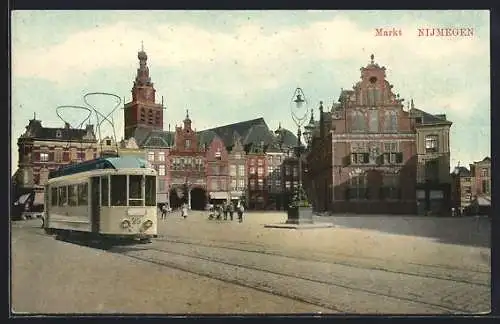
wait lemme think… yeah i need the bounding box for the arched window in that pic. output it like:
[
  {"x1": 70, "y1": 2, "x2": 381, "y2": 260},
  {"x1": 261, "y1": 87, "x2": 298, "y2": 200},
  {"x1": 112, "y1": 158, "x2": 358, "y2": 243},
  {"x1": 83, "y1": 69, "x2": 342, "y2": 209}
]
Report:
[
  {"x1": 140, "y1": 108, "x2": 146, "y2": 122},
  {"x1": 155, "y1": 111, "x2": 161, "y2": 125},
  {"x1": 148, "y1": 110, "x2": 153, "y2": 124},
  {"x1": 367, "y1": 88, "x2": 376, "y2": 106},
  {"x1": 384, "y1": 111, "x2": 398, "y2": 132},
  {"x1": 351, "y1": 111, "x2": 365, "y2": 132},
  {"x1": 368, "y1": 110, "x2": 378, "y2": 132}
]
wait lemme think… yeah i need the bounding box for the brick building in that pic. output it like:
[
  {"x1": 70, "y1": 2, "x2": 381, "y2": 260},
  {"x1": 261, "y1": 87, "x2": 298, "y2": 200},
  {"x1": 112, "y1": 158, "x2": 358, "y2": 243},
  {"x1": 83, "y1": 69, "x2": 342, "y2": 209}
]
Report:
[
  {"x1": 307, "y1": 55, "x2": 453, "y2": 215},
  {"x1": 451, "y1": 166, "x2": 473, "y2": 212},
  {"x1": 205, "y1": 135, "x2": 230, "y2": 203},
  {"x1": 123, "y1": 45, "x2": 165, "y2": 140},
  {"x1": 470, "y1": 157, "x2": 491, "y2": 197},
  {"x1": 227, "y1": 135, "x2": 247, "y2": 203},
  {"x1": 14, "y1": 117, "x2": 98, "y2": 204},
  {"x1": 168, "y1": 111, "x2": 207, "y2": 210}
]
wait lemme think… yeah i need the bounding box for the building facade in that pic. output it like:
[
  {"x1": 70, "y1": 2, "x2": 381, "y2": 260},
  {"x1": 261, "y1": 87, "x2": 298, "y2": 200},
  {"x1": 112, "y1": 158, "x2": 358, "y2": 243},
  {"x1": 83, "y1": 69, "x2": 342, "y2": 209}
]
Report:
[
  {"x1": 470, "y1": 157, "x2": 491, "y2": 197},
  {"x1": 123, "y1": 46, "x2": 165, "y2": 140},
  {"x1": 16, "y1": 118, "x2": 98, "y2": 192},
  {"x1": 451, "y1": 166, "x2": 473, "y2": 212},
  {"x1": 246, "y1": 149, "x2": 268, "y2": 210},
  {"x1": 206, "y1": 135, "x2": 230, "y2": 203},
  {"x1": 168, "y1": 112, "x2": 207, "y2": 210},
  {"x1": 410, "y1": 104, "x2": 453, "y2": 215},
  {"x1": 227, "y1": 135, "x2": 247, "y2": 203}
]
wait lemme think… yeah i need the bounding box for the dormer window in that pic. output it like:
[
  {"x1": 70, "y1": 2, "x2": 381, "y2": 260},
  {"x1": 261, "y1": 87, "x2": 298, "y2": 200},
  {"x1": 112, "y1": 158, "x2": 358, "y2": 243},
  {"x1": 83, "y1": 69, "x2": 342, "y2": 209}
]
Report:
[
  {"x1": 415, "y1": 117, "x2": 422, "y2": 124},
  {"x1": 425, "y1": 135, "x2": 438, "y2": 153},
  {"x1": 215, "y1": 148, "x2": 221, "y2": 160},
  {"x1": 55, "y1": 130, "x2": 62, "y2": 138}
]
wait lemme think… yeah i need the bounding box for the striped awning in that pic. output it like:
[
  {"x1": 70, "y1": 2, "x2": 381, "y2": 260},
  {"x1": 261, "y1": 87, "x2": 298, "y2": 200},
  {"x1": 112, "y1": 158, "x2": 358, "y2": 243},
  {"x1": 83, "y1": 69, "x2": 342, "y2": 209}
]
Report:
[{"x1": 209, "y1": 192, "x2": 228, "y2": 200}]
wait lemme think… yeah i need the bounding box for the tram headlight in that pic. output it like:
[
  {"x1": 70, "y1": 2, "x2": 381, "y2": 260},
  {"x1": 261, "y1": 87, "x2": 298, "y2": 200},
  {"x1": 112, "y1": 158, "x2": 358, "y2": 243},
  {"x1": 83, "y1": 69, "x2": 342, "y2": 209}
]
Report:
[
  {"x1": 143, "y1": 220, "x2": 153, "y2": 229},
  {"x1": 121, "y1": 220, "x2": 131, "y2": 229}
]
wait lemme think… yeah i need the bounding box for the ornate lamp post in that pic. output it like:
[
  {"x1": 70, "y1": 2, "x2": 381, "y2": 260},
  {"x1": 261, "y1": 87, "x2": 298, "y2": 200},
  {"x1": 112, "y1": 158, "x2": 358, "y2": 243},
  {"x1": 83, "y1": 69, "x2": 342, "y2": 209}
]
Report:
[{"x1": 286, "y1": 87, "x2": 313, "y2": 224}]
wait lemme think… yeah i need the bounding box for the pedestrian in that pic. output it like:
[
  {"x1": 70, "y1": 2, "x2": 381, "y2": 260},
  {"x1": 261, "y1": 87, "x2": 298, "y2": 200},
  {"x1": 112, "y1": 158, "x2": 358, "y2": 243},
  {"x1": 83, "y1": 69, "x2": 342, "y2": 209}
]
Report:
[
  {"x1": 161, "y1": 204, "x2": 168, "y2": 220},
  {"x1": 181, "y1": 203, "x2": 188, "y2": 219},
  {"x1": 216, "y1": 204, "x2": 221, "y2": 220},
  {"x1": 229, "y1": 202, "x2": 234, "y2": 221},
  {"x1": 237, "y1": 201, "x2": 245, "y2": 223},
  {"x1": 223, "y1": 202, "x2": 229, "y2": 220}
]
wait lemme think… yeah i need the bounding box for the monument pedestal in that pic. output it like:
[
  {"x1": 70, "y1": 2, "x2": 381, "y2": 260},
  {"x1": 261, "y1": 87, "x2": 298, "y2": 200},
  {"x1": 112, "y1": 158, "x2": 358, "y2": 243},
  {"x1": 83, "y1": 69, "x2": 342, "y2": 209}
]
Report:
[{"x1": 264, "y1": 206, "x2": 334, "y2": 229}]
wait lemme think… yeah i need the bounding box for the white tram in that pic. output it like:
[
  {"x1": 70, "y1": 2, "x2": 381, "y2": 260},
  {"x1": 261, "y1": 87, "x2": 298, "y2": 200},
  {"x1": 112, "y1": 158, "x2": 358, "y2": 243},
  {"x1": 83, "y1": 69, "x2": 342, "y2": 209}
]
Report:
[{"x1": 43, "y1": 156, "x2": 158, "y2": 243}]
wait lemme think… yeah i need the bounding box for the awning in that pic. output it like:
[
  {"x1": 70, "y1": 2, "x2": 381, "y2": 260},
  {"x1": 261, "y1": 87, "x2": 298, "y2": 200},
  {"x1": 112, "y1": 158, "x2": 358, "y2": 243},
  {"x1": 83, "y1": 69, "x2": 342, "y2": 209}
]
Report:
[
  {"x1": 33, "y1": 192, "x2": 44, "y2": 206},
  {"x1": 475, "y1": 196, "x2": 491, "y2": 207},
  {"x1": 209, "y1": 192, "x2": 228, "y2": 200},
  {"x1": 15, "y1": 193, "x2": 30, "y2": 205}
]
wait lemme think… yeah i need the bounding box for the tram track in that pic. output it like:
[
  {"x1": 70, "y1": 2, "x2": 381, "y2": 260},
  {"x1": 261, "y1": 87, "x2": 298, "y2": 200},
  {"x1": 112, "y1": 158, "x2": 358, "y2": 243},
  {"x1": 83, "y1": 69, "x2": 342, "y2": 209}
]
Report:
[
  {"x1": 155, "y1": 235, "x2": 490, "y2": 287},
  {"x1": 109, "y1": 241, "x2": 486, "y2": 314}
]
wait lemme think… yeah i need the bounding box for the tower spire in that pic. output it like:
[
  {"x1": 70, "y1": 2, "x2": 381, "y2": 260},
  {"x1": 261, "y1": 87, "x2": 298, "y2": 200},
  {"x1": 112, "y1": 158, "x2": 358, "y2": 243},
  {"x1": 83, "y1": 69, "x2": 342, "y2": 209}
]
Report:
[
  {"x1": 411, "y1": 98, "x2": 415, "y2": 109},
  {"x1": 141, "y1": 40, "x2": 144, "y2": 52},
  {"x1": 370, "y1": 54, "x2": 374, "y2": 64}
]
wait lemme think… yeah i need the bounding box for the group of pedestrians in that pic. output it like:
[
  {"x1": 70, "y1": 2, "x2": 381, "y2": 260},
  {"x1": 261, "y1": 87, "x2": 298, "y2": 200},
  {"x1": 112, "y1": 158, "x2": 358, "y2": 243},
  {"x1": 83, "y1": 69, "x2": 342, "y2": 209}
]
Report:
[
  {"x1": 208, "y1": 201, "x2": 245, "y2": 223},
  {"x1": 159, "y1": 202, "x2": 188, "y2": 220}
]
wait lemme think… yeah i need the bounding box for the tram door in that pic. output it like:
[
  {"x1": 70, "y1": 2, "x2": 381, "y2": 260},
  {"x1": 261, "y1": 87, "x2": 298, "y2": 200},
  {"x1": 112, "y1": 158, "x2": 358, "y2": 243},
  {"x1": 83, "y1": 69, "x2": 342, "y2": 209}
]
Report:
[{"x1": 90, "y1": 177, "x2": 101, "y2": 232}]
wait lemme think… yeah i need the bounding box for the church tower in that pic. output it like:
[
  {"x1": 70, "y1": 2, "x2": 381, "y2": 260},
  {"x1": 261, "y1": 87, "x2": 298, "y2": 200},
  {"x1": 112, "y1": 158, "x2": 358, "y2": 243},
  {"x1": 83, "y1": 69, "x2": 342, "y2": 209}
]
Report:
[{"x1": 123, "y1": 43, "x2": 165, "y2": 139}]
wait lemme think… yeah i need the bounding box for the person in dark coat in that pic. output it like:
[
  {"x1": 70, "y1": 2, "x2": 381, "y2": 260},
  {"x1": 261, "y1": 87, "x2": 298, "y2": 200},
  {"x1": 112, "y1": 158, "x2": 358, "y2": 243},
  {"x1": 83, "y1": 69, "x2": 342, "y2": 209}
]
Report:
[
  {"x1": 229, "y1": 202, "x2": 235, "y2": 221},
  {"x1": 223, "y1": 202, "x2": 229, "y2": 220}
]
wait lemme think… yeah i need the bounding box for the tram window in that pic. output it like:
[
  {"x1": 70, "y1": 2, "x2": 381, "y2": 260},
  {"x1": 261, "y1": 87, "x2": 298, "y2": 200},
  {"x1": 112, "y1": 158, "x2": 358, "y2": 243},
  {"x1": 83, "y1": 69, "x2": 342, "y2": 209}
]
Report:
[
  {"x1": 58, "y1": 186, "x2": 67, "y2": 206},
  {"x1": 111, "y1": 175, "x2": 127, "y2": 206},
  {"x1": 101, "y1": 176, "x2": 109, "y2": 206},
  {"x1": 78, "y1": 183, "x2": 88, "y2": 206},
  {"x1": 145, "y1": 176, "x2": 156, "y2": 206},
  {"x1": 51, "y1": 187, "x2": 58, "y2": 206},
  {"x1": 68, "y1": 185, "x2": 78, "y2": 206},
  {"x1": 128, "y1": 175, "x2": 144, "y2": 206}
]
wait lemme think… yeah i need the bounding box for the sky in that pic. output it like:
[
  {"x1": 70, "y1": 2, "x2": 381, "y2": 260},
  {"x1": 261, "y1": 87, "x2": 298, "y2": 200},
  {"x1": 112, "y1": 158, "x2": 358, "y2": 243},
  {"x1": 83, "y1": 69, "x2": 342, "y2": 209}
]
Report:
[{"x1": 11, "y1": 10, "x2": 490, "y2": 174}]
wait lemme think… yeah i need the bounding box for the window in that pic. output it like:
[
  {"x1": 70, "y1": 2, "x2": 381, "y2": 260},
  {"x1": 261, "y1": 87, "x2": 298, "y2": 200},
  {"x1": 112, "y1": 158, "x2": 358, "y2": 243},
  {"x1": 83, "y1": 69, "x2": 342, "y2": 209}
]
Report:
[
  {"x1": 185, "y1": 139, "x2": 191, "y2": 149},
  {"x1": 249, "y1": 158, "x2": 255, "y2": 166},
  {"x1": 78, "y1": 183, "x2": 88, "y2": 206},
  {"x1": 56, "y1": 130, "x2": 62, "y2": 138},
  {"x1": 158, "y1": 179, "x2": 165, "y2": 192},
  {"x1": 215, "y1": 149, "x2": 222, "y2": 160},
  {"x1": 352, "y1": 111, "x2": 365, "y2": 132},
  {"x1": 275, "y1": 179, "x2": 281, "y2": 187},
  {"x1": 249, "y1": 167, "x2": 256, "y2": 175},
  {"x1": 238, "y1": 165, "x2": 245, "y2": 176},
  {"x1": 51, "y1": 187, "x2": 58, "y2": 206},
  {"x1": 352, "y1": 153, "x2": 369, "y2": 164},
  {"x1": 40, "y1": 152, "x2": 49, "y2": 162},
  {"x1": 68, "y1": 185, "x2": 78, "y2": 206},
  {"x1": 425, "y1": 159, "x2": 439, "y2": 182},
  {"x1": 367, "y1": 88, "x2": 375, "y2": 106},
  {"x1": 348, "y1": 175, "x2": 367, "y2": 200},
  {"x1": 129, "y1": 175, "x2": 143, "y2": 206},
  {"x1": 258, "y1": 179, "x2": 264, "y2": 189},
  {"x1": 285, "y1": 181, "x2": 291, "y2": 189},
  {"x1": 293, "y1": 167, "x2": 298, "y2": 177},
  {"x1": 234, "y1": 153, "x2": 241, "y2": 159},
  {"x1": 249, "y1": 179, "x2": 256, "y2": 190},
  {"x1": 231, "y1": 179, "x2": 237, "y2": 189},
  {"x1": 70, "y1": 149, "x2": 78, "y2": 161},
  {"x1": 148, "y1": 110, "x2": 153, "y2": 124},
  {"x1": 158, "y1": 152, "x2": 165, "y2": 161},
  {"x1": 369, "y1": 110, "x2": 378, "y2": 132},
  {"x1": 285, "y1": 165, "x2": 291, "y2": 176},
  {"x1": 384, "y1": 111, "x2": 398, "y2": 132},
  {"x1": 482, "y1": 180, "x2": 490, "y2": 194},
  {"x1": 238, "y1": 179, "x2": 245, "y2": 190},
  {"x1": 158, "y1": 165, "x2": 166, "y2": 176},
  {"x1": 54, "y1": 150, "x2": 63, "y2": 163},
  {"x1": 481, "y1": 168, "x2": 489, "y2": 177},
  {"x1": 101, "y1": 176, "x2": 109, "y2": 206},
  {"x1": 268, "y1": 165, "x2": 274, "y2": 175},
  {"x1": 230, "y1": 165, "x2": 237, "y2": 176},
  {"x1": 425, "y1": 135, "x2": 438, "y2": 153},
  {"x1": 106, "y1": 139, "x2": 112, "y2": 146},
  {"x1": 258, "y1": 159, "x2": 263, "y2": 166},
  {"x1": 148, "y1": 152, "x2": 155, "y2": 161},
  {"x1": 145, "y1": 176, "x2": 156, "y2": 206},
  {"x1": 463, "y1": 186, "x2": 472, "y2": 194},
  {"x1": 155, "y1": 111, "x2": 161, "y2": 125},
  {"x1": 140, "y1": 108, "x2": 146, "y2": 122},
  {"x1": 111, "y1": 175, "x2": 127, "y2": 206},
  {"x1": 58, "y1": 186, "x2": 67, "y2": 206},
  {"x1": 257, "y1": 167, "x2": 264, "y2": 176}
]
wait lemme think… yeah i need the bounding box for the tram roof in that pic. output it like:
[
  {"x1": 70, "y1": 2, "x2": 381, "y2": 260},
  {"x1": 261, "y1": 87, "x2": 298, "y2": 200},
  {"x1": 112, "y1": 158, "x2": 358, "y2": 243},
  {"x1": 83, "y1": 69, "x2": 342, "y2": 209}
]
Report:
[{"x1": 49, "y1": 156, "x2": 151, "y2": 179}]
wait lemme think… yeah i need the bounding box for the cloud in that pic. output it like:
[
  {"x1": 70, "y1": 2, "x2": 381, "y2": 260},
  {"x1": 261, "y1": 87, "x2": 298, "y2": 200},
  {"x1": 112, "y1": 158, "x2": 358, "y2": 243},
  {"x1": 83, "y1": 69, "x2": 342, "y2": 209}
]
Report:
[{"x1": 12, "y1": 15, "x2": 488, "y2": 89}]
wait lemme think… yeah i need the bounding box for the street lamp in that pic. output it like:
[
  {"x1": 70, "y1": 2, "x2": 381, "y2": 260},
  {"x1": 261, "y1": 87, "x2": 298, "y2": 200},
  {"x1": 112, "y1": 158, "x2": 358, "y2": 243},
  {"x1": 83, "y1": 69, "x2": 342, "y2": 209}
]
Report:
[{"x1": 290, "y1": 88, "x2": 310, "y2": 195}]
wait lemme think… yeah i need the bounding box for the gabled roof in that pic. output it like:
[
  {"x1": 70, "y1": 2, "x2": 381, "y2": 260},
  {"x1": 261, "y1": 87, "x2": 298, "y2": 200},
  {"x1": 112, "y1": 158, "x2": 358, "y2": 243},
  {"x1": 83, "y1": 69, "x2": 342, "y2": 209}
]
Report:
[
  {"x1": 410, "y1": 108, "x2": 452, "y2": 126},
  {"x1": 200, "y1": 118, "x2": 267, "y2": 147},
  {"x1": 20, "y1": 119, "x2": 96, "y2": 142},
  {"x1": 452, "y1": 166, "x2": 471, "y2": 177}
]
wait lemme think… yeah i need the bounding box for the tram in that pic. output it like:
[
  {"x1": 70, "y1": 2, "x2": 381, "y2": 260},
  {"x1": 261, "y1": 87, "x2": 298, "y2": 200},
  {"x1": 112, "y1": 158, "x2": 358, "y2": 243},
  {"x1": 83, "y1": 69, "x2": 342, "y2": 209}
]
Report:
[{"x1": 43, "y1": 156, "x2": 158, "y2": 243}]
